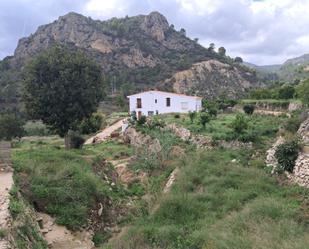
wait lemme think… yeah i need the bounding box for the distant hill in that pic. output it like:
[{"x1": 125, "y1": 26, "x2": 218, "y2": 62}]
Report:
[
  {"x1": 246, "y1": 54, "x2": 309, "y2": 83},
  {"x1": 0, "y1": 11, "x2": 261, "y2": 112}
]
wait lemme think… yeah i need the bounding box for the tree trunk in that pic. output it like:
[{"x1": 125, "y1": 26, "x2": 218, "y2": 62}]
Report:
[{"x1": 64, "y1": 134, "x2": 71, "y2": 149}]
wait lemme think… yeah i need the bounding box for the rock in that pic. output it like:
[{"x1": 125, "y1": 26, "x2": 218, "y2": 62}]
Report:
[
  {"x1": 110, "y1": 132, "x2": 120, "y2": 138},
  {"x1": 265, "y1": 136, "x2": 285, "y2": 169},
  {"x1": 140, "y1": 11, "x2": 169, "y2": 42},
  {"x1": 41, "y1": 228, "x2": 49, "y2": 234},
  {"x1": 170, "y1": 146, "x2": 186, "y2": 158},
  {"x1": 98, "y1": 203, "x2": 103, "y2": 217},
  {"x1": 123, "y1": 127, "x2": 161, "y2": 153},
  {"x1": 288, "y1": 102, "x2": 303, "y2": 111},
  {"x1": 165, "y1": 59, "x2": 259, "y2": 99},
  {"x1": 231, "y1": 159, "x2": 237, "y2": 163}
]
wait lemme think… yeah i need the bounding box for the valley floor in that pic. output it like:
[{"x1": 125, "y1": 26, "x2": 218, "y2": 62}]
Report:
[{"x1": 5, "y1": 111, "x2": 309, "y2": 249}]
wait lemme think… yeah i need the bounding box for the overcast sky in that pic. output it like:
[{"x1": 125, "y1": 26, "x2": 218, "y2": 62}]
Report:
[{"x1": 1, "y1": 0, "x2": 309, "y2": 65}]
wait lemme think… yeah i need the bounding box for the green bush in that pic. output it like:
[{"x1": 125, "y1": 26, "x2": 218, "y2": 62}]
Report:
[
  {"x1": 174, "y1": 114, "x2": 180, "y2": 119},
  {"x1": 283, "y1": 116, "x2": 302, "y2": 133},
  {"x1": 24, "y1": 121, "x2": 51, "y2": 136},
  {"x1": 243, "y1": 104, "x2": 255, "y2": 115},
  {"x1": 200, "y1": 113, "x2": 210, "y2": 129},
  {"x1": 275, "y1": 139, "x2": 302, "y2": 172},
  {"x1": 231, "y1": 114, "x2": 248, "y2": 133},
  {"x1": 0, "y1": 229, "x2": 7, "y2": 239},
  {"x1": 0, "y1": 114, "x2": 25, "y2": 140},
  {"x1": 137, "y1": 115, "x2": 147, "y2": 126},
  {"x1": 146, "y1": 117, "x2": 165, "y2": 130},
  {"x1": 93, "y1": 231, "x2": 110, "y2": 247},
  {"x1": 9, "y1": 199, "x2": 24, "y2": 218},
  {"x1": 189, "y1": 111, "x2": 196, "y2": 123},
  {"x1": 208, "y1": 107, "x2": 218, "y2": 117},
  {"x1": 79, "y1": 114, "x2": 103, "y2": 134}
]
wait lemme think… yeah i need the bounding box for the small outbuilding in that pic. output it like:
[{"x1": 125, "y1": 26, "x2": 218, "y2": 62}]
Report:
[{"x1": 127, "y1": 90, "x2": 202, "y2": 118}]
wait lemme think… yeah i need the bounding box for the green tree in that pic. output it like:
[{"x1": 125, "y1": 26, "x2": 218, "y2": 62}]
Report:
[
  {"x1": 208, "y1": 43, "x2": 215, "y2": 52},
  {"x1": 0, "y1": 114, "x2": 24, "y2": 140},
  {"x1": 231, "y1": 114, "x2": 248, "y2": 133},
  {"x1": 200, "y1": 113, "x2": 210, "y2": 129},
  {"x1": 296, "y1": 79, "x2": 309, "y2": 106},
  {"x1": 234, "y1": 57, "x2": 243, "y2": 63},
  {"x1": 278, "y1": 85, "x2": 295, "y2": 99},
  {"x1": 243, "y1": 104, "x2": 255, "y2": 115},
  {"x1": 275, "y1": 139, "x2": 301, "y2": 173},
  {"x1": 23, "y1": 46, "x2": 104, "y2": 147},
  {"x1": 218, "y1": 47, "x2": 226, "y2": 57}
]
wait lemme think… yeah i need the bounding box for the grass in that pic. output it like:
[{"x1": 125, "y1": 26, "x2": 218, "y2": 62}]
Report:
[
  {"x1": 9, "y1": 185, "x2": 48, "y2": 249},
  {"x1": 161, "y1": 113, "x2": 287, "y2": 143},
  {"x1": 11, "y1": 137, "x2": 133, "y2": 230},
  {"x1": 110, "y1": 149, "x2": 309, "y2": 249}
]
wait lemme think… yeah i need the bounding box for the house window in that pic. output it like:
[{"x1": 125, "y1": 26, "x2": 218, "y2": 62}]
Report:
[
  {"x1": 137, "y1": 98, "x2": 142, "y2": 108},
  {"x1": 156, "y1": 110, "x2": 159, "y2": 115},
  {"x1": 148, "y1": 111, "x2": 154, "y2": 116},
  {"x1": 166, "y1": 97, "x2": 171, "y2": 107},
  {"x1": 181, "y1": 102, "x2": 188, "y2": 110},
  {"x1": 155, "y1": 99, "x2": 157, "y2": 103}
]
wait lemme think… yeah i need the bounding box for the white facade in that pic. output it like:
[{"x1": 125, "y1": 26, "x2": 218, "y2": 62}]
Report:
[{"x1": 127, "y1": 90, "x2": 202, "y2": 117}]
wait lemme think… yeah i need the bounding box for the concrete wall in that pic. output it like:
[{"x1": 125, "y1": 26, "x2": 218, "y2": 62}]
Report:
[{"x1": 128, "y1": 91, "x2": 202, "y2": 116}]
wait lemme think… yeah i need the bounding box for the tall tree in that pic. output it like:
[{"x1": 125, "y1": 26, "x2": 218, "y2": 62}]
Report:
[
  {"x1": 296, "y1": 79, "x2": 309, "y2": 106},
  {"x1": 23, "y1": 46, "x2": 104, "y2": 146},
  {"x1": 234, "y1": 56, "x2": 243, "y2": 63},
  {"x1": 208, "y1": 43, "x2": 215, "y2": 52},
  {"x1": 218, "y1": 47, "x2": 226, "y2": 57}
]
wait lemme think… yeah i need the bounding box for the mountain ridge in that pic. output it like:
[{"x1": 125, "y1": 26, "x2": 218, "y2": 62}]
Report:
[{"x1": 0, "y1": 11, "x2": 260, "y2": 112}]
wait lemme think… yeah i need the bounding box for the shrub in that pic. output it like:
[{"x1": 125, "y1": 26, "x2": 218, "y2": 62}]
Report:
[
  {"x1": 137, "y1": 115, "x2": 147, "y2": 126},
  {"x1": 147, "y1": 117, "x2": 165, "y2": 129},
  {"x1": 65, "y1": 130, "x2": 85, "y2": 149},
  {"x1": 78, "y1": 113, "x2": 103, "y2": 134},
  {"x1": 93, "y1": 231, "x2": 110, "y2": 247},
  {"x1": 9, "y1": 199, "x2": 24, "y2": 218},
  {"x1": 24, "y1": 120, "x2": 51, "y2": 136},
  {"x1": 243, "y1": 104, "x2": 255, "y2": 115},
  {"x1": 208, "y1": 107, "x2": 218, "y2": 117},
  {"x1": 231, "y1": 114, "x2": 248, "y2": 133},
  {"x1": 200, "y1": 113, "x2": 210, "y2": 129},
  {"x1": 275, "y1": 139, "x2": 302, "y2": 172},
  {"x1": 278, "y1": 85, "x2": 295, "y2": 99},
  {"x1": 296, "y1": 79, "x2": 309, "y2": 106},
  {"x1": 283, "y1": 116, "x2": 302, "y2": 133},
  {"x1": 174, "y1": 113, "x2": 180, "y2": 119},
  {"x1": 0, "y1": 229, "x2": 7, "y2": 239},
  {"x1": 189, "y1": 111, "x2": 196, "y2": 123},
  {"x1": 0, "y1": 114, "x2": 25, "y2": 140}
]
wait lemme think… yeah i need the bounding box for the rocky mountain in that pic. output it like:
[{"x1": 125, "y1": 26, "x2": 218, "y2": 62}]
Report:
[{"x1": 0, "y1": 11, "x2": 260, "y2": 112}]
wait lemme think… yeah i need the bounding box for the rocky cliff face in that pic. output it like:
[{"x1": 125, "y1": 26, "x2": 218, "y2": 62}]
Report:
[
  {"x1": 1, "y1": 11, "x2": 260, "y2": 111},
  {"x1": 164, "y1": 59, "x2": 257, "y2": 99}
]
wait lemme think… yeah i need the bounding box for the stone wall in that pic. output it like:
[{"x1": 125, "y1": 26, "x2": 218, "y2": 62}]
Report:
[
  {"x1": 123, "y1": 127, "x2": 161, "y2": 153},
  {"x1": 165, "y1": 123, "x2": 252, "y2": 149},
  {"x1": 291, "y1": 117, "x2": 309, "y2": 187}
]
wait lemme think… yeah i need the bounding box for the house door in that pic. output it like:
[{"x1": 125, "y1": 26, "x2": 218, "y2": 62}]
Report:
[{"x1": 137, "y1": 111, "x2": 142, "y2": 119}]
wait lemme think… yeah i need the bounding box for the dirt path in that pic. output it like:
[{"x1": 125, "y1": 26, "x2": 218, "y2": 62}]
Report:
[
  {"x1": 0, "y1": 142, "x2": 13, "y2": 249},
  {"x1": 38, "y1": 212, "x2": 94, "y2": 249},
  {"x1": 85, "y1": 118, "x2": 127, "y2": 145}
]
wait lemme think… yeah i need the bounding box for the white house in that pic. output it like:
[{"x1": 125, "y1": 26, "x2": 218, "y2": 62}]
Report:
[{"x1": 127, "y1": 90, "x2": 202, "y2": 118}]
